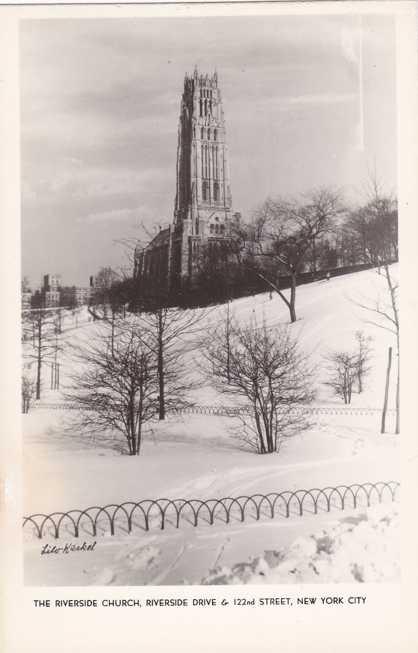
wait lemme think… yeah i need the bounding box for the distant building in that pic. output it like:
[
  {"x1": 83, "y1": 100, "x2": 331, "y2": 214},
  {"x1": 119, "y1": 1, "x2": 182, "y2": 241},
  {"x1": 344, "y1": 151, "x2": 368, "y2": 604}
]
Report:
[
  {"x1": 134, "y1": 68, "x2": 241, "y2": 293},
  {"x1": 43, "y1": 273, "x2": 61, "y2": 292},
  {"x1": 21, "y1": 291, "x2": 32, "y2": 310},
  {"x1": 60, "y1": 285, "x2": 92, "y2": 307},
  {"x1": 41, "y1": 273, "x2": 61, "y2": 307},
  {"x1": 43, "y1": 290, "x2": 60, "y2": 308}
]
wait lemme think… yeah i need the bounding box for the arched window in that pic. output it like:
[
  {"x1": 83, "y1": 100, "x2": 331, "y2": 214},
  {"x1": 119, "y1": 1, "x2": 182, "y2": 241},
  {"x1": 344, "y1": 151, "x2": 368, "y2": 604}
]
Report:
[
  {"x1": 214, "y1": 182, "x2": 219, "y2": 201},
  {"x1": 207, "y1": 128, "x2": 210, "y2": 141},
  {"x1": 210, "y1": 224, "x2": 214, "y2": 234},
  {"x1": 201, "y1": 127, "x2": 204, "y2": 140},
  {"x1": 202, "y1": 181, "x2": 209, "y2": 201},
  {"x1": 215, "y1": 224, "x2": 219, "y2": 234},
  {"x1": 214, "y1": 129, "x2": 217, "y2": 141},
  {"x1": 220, "y1": 224, "x2": 225, "y2": 234}
]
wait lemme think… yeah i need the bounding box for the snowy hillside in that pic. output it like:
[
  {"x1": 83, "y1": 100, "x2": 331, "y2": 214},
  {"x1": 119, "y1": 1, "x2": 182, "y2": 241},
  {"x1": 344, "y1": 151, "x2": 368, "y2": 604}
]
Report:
[
  {"x1": 25, "y1": 264, "x2": 399, "y2": 409},
  {"x1": 23, "y1": 265, "x2": 400, "y2": 586}
]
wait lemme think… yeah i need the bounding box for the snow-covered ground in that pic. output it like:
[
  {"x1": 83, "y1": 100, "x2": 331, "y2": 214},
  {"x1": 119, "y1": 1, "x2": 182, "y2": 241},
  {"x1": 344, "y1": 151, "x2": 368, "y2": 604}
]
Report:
[
  {"x1": 23, "y1": 266, "x2": 400, "y2": 585},
  {"x1": 201, "y1": 503, "x2": 400, "y2": 585}
]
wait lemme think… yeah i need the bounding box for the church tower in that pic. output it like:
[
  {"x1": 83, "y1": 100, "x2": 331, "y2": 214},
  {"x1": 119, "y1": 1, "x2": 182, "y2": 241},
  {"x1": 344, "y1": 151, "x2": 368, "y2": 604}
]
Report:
[{"x1": 170, "y1": 68, "x2": 234, "y2": 288}]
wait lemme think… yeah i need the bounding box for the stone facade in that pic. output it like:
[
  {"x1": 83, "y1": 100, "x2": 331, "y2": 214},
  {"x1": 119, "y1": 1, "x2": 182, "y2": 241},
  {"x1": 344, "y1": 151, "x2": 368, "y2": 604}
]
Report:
[{"x1": 134, "y1": 69, "x2": 240, "y2": 294}]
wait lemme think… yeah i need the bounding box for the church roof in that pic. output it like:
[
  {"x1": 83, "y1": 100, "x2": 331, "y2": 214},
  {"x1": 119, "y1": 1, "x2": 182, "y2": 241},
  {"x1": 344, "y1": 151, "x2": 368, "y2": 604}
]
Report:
[{"x1": 147, "y1": 227, "x2": 170, "y2": 249}]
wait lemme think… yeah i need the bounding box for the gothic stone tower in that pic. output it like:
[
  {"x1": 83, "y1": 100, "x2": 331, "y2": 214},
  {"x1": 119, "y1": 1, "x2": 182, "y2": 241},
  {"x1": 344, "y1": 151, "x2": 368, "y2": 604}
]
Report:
[{"x1": 170, "y1": 68, "x2": 235, "y2": 289}]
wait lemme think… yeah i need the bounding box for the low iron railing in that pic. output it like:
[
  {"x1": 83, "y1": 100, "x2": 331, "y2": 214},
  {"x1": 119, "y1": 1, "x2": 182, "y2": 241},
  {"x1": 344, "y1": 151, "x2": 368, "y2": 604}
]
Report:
[
  {"x1": 32, "y1": 402, "x2": 394, "y2": 418},
  {"x1": 23, "y1": 481, "x2": 399, "y2": 540}
]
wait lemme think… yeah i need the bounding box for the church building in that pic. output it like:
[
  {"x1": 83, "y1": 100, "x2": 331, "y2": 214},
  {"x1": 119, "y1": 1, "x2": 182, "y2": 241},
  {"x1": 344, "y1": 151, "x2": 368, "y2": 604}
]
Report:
[{"x1": 134, "y1": 68, "x2": 241, "y2": 294}]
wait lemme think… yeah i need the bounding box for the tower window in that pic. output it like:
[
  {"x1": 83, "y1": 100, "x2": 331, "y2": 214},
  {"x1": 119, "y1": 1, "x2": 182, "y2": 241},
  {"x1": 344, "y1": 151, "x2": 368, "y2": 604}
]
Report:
[
  {"x1": 207, "y1": 128, "x2": 210, "y2": 141},
  {"x1": 214, "y1": 129, "x2": 217, "y2": 141},
  {"x1": 201, "y1": 127, "x2": 204, "y2": 140},
  {"x1": 214, "y1": 182, "x2": 220, "y2": 201},
  {"x1": 202, "y1": 180, "x2": 209, "y2": 201},
  {"x1": 210, "y1": 224, "x2": 214, "y2": 233}
]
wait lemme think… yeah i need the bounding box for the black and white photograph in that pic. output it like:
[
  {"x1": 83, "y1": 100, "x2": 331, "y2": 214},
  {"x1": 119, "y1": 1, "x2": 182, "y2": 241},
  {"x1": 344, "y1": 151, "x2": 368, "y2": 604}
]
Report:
[{"x1": 19, "y1": 8, "x2": 404, "y2": 590}]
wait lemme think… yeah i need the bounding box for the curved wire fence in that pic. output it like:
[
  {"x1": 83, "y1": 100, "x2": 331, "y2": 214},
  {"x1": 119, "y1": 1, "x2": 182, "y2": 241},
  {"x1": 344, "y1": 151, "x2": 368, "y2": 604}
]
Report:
[
  {"x1": 32, "y1": 402, "x2": 394, "y2": 418},
  {"x1": 23, "y1": 481, "x2": 399, "y2": 540}
]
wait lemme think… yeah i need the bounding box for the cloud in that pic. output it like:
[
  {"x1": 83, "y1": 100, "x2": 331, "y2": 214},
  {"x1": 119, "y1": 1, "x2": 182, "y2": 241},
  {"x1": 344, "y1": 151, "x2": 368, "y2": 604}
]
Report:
[
  {"x1": 283, "y1": 92, "x2": 357, "y2": 107},
  {"x1": 23, "y1": 158, "x2": 170, "y2": 203},
  {"x1": 81, "y1": 207, "x2": 139, "y2": 224}
]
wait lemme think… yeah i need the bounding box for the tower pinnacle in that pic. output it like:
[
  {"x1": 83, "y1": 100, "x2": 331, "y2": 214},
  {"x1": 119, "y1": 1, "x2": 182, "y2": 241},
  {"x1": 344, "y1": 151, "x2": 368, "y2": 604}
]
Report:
[{"x1": 170, "y1": 69, "x2": 233, "y2": 286}]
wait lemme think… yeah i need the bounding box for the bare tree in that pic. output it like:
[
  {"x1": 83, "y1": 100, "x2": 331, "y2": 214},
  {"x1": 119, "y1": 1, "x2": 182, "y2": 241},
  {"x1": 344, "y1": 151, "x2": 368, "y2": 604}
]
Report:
[
  {"x1": 357, "y1": 264, "x2": 399, "y2": 433},
  {"x1": 225, "y1": 301, "x2": 232, "y2": 384},
  {"x1": 325, "y1": 351, "x2": 358, "y2": 404},
  {"x1": 22, "y1": 308, "x2": 58, "y2": 400},
  {"x1": 343, "y1": 171, "x2": 398, "y2": 268},
  {"x1": 345, "y1": 196, "x2": 398, "y2": 269},
  {"x1": 137, "y1": 303, "x2": 210, "y2": 420},
  {"x1": 205, "y1": 319, "x2": 315, "y2": 454},
  {"x1": 348, "y1": 178, "x2": 399, "y2": 432},
  {"x1": 91, "y1": 266, "x2": 120, "y2": 318},
  {"x1": 250, "y1": 188, "x2": 342, "y2": 322},
  {"x1": 66, "y1": 322, "x2": 158, "y2": 455},
  {"x1": 88, "y1": 290, "x2": 126, "y2": 355},
  {"x1": 354, "y1": 330, "x2": 373, "y2": 393},
  {"x1": 21, "y1": 373, "x2": 35, "y2": 413}
]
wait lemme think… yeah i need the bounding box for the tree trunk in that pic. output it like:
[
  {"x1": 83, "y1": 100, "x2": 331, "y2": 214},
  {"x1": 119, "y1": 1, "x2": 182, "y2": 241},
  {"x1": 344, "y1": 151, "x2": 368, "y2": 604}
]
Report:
[
  {"x1": 395, "y1": 335, "x2": 400, "y2": 434},
  {"x1": 253, "y1": 403, "x2": 266, "y2": 453},
  {"x1": 158, "y1": 309, "x2": 165, "y2": 420},
  {"x1": 130, "y1": 423, "x2": 136, "y2": 456},
  {"x1": 136, "y1": 421, "x2": 142, "y2": 455},
  {"x1": 289, "y1": 274, "x2": 297, "y2": 323},
  {"x1": 357, "y1": 357, "x2": 363, "y2": 393},
  {"x1": 384, "y1": 264, "x2": 400, "y2": 434},
  {"x1": 312, "y1": 236, "x2": 317, "y2": 274},
  {"x1": 226, "y1": 301, "x2": 231, "y2": 383},
  {"x1": 36, "y1": 315, "x2": 42, "y2": 400},
  {"x1": 381, "y1": 346, "x2": 392, "y2": 434},
  {"x1": 111, "y1": 311, "x2": 115, "y2": 356}
]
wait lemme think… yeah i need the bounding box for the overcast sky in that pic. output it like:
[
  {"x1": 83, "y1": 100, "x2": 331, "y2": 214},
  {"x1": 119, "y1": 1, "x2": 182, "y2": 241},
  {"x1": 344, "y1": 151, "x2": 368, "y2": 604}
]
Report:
[{"x1": 20, "y1": 14, "x2": 396, "y2": 287}]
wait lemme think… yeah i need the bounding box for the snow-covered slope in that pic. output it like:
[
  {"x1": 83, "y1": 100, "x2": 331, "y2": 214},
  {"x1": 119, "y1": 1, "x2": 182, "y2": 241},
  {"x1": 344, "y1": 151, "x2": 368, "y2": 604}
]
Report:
[
  {"x1": 23, "y1": 265, "x2": 400, "y2": 585},
  {"x1": 201, "y1": 503, "x2": 400, "y2": 585}
]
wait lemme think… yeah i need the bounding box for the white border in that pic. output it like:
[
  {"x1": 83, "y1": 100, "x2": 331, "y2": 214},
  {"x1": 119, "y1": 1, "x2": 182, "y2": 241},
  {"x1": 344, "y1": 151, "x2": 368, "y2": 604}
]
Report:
[{"x1": 0, "y1": 3, "x2": 417, "y2": 652}]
